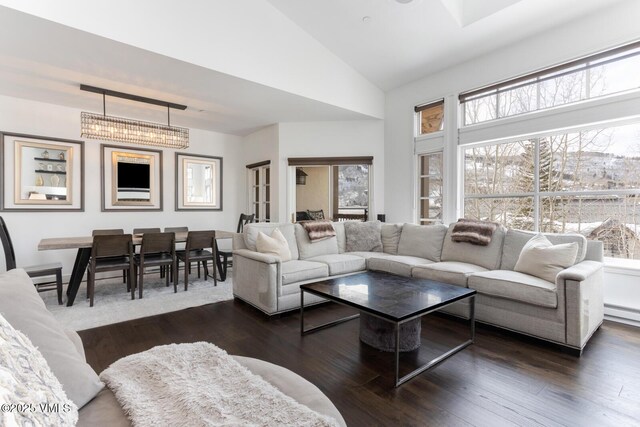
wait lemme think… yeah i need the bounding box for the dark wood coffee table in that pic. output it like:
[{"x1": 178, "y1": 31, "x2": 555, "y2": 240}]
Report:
[{"x1": 300, "y1": 271, "x2": 476, "y2": 387}]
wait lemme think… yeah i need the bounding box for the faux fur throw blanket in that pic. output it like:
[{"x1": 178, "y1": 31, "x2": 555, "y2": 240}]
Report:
[
  {"x1": 451, "y1": 218, "x2": 499, "y2": 246},
  {"x1": 100, "y1": 342, "x2": 340, "y2": 427},
  {"x1": 302, "y1": 220, "x2": 336, "y2": 242}
]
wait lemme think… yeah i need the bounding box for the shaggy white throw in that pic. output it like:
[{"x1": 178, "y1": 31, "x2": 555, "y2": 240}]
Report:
[{"x1": 100, "y1": 342, "x2": 340, "y2": 427}]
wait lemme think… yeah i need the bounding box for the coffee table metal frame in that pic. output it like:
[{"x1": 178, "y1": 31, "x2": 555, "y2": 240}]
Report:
[{"x1": 300, "y1": 282, "x2": 476, "y2": 387}]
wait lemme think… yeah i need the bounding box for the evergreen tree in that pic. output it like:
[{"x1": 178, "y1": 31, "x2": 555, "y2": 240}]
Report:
[{"x1": 513, "y1": 138, "x2": 558, "y2": 230}]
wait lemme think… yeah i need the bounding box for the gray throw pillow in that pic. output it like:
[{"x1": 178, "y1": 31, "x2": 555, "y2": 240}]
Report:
[
  {"x1": 344, "y1": 221, "x2": 382, "y2": 252},
  {"x1": 380, "y1": 223, "x2": 402, "y2": 255},
  {"x1": 306, "y1": 209, "x2": 325, "y2": 220}
]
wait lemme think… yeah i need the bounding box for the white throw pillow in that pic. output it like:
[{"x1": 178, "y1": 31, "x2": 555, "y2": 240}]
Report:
[
  {"x1": 0, "y1": 313, "x2": 78, "y2": 426},
  {"x1": 514, "y1": 234, "x2": 578, "y2": 283},
  {"x1": 256, "y1": 228, "x2": 292, "y2": 261}
]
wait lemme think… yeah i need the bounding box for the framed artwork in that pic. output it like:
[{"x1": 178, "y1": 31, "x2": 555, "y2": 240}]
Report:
[
  {"x1": 0, "y1": 132, "x2": 84, "y2": 211},
  {"x1": 175, "y1": 153, "x2": 222, "y2": 211},
  {"x1": 101, "y1": 144, "x2": 163, "y2": 211}
]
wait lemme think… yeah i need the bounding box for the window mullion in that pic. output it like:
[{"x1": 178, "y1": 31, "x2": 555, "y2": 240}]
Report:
[{"x1": 534, "y1": 138, "x2": 540, "y2": 232}]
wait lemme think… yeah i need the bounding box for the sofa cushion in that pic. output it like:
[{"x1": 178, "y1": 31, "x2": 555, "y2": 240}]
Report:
[
  {"x1": 0, "y1": 312, "x2": 79, "y2": 426},
  {"x1": 440, "y1": 223, "x2": 506, "y2": 270},
  {"x1": 381, "y1": 224, "x2": 402, "y2": 255},
  {"x1": 280, "y1": 260, "x2": 328, "y2": 288},
  {"x1": 77, "y1": 389, "x2": 130, "y2": 427},
  {"x1": 332, "y1": 222, "x2": 346, "y2": 253},
  {"x1": 468, "y1": 270, "x2": 558, "y2": 308},
  {"x1": 256, "y1": 228, "x2": 292, "y2": 261},
  {"x1": 294, "y1": 224, "x2": 339, "y2": 259},
  {"x1": 346, "y1": 251, "x2": 389, "y2": 260},
  {"x1": 368, "y1": 255, "x2": 434, "y2": 277},
  {"x1": 306, "y1": 254, "x2": 366, "y2": 276},
  {"x1": 244, "y1": 223, "x2": 299, "y2": 260},
  {"x1": 344, "y1": 221, "x2": 382, "y2": 252},
  {"x1": 411, "y1": 261, "x2": 487, "y2": 287},
  {"x1": 397, "y1": 223, "x2": 448, "y2": 261},
  {"x1": 514, "y1": 234, "x2": 578, "y2": 283},
  {"x1": 501, "y1": 229, "x2": 587, "y2": 271},
  {"x1": 0, "y1": 269, "x2": 104, "y2": 408}
]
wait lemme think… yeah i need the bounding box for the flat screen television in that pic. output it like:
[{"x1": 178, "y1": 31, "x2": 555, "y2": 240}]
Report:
[{"x1": 117, "y1": 162, "x2": 150, "y2": 201}]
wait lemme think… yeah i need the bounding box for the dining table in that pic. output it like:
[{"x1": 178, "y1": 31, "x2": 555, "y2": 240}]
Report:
[{"x1": 38, "y1": 230, "x2": 235, "y2": 306}]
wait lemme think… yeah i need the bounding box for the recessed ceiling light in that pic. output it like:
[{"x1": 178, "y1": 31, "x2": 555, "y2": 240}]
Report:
[
  {"x1": 362, "y1": 16, "x2": 372, "y2": 23},
  {"x1": 395, "y1": 0, "x2": 414, "y2": 3}
]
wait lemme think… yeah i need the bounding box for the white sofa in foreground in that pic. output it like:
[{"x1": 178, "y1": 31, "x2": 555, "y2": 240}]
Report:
[
  {"x1": 232, "y1": 221, "x2": 604, "y2": 354},
  {"x1": 0, "y1": 269, "x2": 346, "y2": 426}
]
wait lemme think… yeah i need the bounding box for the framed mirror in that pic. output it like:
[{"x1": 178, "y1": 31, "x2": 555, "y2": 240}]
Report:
[
  {"x1": 176, "y1": 153, "x2": 222, "y2": 211},
  {"x1": 101, "y1": 144, "x2": 163, "y2": 211},
  {"x1": 0, "y1": 132, "x2": 84, "y2": 211}
]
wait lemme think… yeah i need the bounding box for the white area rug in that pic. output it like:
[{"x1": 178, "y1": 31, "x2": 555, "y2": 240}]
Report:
[
  {"x1": 41, "y1": 273, "x2": 233, "y2": 331},
  {"x1": 100, "y1": 342, "x2": 340, "y2": 427}
]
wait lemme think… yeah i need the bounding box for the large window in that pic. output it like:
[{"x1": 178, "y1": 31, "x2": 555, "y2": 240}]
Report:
[
  {"x1": 460, "y1": 42, "x2": 640, "y2": 126},
  {"x1": 417, "y1": 152, "x2": 443, "y2": 224},
  {"x1": 464, "y1": 123, "x2": 640, "y2": 259}
]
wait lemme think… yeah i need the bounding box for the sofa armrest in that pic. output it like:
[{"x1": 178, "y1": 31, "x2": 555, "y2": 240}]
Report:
[
  {"x1": 556, "y1": 260, "x2": 603, "y2": 283},
  {"x1": 233, "y1": 233, "x2": 247, "y2": 251},
  {"x1": 233, "y1": 249, "x2": 281, "y2": 265},
  {"x1": 557, "y1": 260, "x2": 604, "y2": 350},
  {"x1": 232, "y1": 250, "x2": 281, "y2": 314}
]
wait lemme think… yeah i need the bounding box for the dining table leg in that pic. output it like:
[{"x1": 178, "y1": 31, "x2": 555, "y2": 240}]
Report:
[{"x1": 66, "y1": 247, "x2": 91, "y2": 306}]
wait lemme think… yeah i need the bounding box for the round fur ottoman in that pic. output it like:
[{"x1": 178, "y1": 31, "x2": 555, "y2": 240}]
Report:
[{"x1": 359, "y1": 313, "x2": 421, "y2": 352}]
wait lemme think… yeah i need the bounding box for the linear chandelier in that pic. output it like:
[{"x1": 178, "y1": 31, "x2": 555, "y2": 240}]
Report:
[{"x1": 80, "y1": 84, "x2": 189, "y2": 149}]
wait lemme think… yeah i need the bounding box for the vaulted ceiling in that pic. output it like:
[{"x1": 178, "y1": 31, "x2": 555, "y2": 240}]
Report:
[{"x1": 0, "y1": 0, "x2": 634, "y2": 135}]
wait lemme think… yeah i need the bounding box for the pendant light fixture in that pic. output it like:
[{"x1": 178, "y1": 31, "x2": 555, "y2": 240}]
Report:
[{"x1": 80, "y1": 84, "x2": 189, "y2": 149}]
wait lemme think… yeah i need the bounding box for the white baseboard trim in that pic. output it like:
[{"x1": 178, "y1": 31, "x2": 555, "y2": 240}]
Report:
[{"x1": 604, "y1": 303, "x2": 640, "y2": 327}]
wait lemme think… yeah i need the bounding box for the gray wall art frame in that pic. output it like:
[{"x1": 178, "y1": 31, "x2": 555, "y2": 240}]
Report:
[
  {"x1": 175, "y1": 153, "x2": 223, "y2": 211},
  {"x1": 0, "y1": 131, "x2": 85, "y2": 212},
  {"x1": 101, "y1": 144, "x2": 163, "y2": 212}
]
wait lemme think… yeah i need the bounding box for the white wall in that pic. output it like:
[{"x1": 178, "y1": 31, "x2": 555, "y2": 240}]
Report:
[
  {"x1": 384, "y1": 1, "x2": 640, "y2": 325},
  {"x1": 278, "y1": 120, "x2": 385, "y2": 223},
  {"x1": 242, "y1": 125, "x2": 279, "y2": 220},
  {"x1": 0, "y1": 94, "x2": 243, "y2": 275},
  {"x1": 0, "y1": 0, "x2": 384, "y2": 119}
]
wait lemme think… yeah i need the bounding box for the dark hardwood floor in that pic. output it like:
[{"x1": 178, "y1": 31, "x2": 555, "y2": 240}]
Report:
[{"x1": 79, "y1": 300, "x2": 640, "y2": 427}]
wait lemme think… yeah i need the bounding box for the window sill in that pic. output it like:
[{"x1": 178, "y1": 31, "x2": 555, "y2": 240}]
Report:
[{"x1": 604, "y1": 258, "x2": 640, "y2": 276}]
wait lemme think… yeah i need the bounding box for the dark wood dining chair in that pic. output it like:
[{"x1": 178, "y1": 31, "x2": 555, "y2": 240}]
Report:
[
  {"x1": 176, "y1": 231, "x2": 216, "y2": 291},
  {"x1": 216, "y1": 213, "x2": 255, "y2": 281},
  {"x1": 0, "y1": 216, "x2": 64, "y2": 304},
  {"x1": 134, "y1": 232, "x2": 176, "y2": 298},
  {"x1": 92, "y1": 229, "x2": 127, "y2": 286},
  {"x1": 88, "y1": 234, "x2": 134, "y2": 307},
  {"x1": 132, "y1": 227, "x2": 162, "y2": 276},
  {"x1": 164, "y1": 226, "x2": 207, "y2": 278}
]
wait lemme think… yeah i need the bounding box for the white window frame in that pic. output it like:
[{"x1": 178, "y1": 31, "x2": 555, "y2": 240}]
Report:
[
  {"x1": 414, "y1": 94, "x2": 458, "y2": 225},
  {"x1": 247, "y1": 163, "x2": 270, "y2": 222}
]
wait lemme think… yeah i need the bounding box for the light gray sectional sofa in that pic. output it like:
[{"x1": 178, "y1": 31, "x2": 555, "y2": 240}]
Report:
[{"x1": 232, "y1": 221, "x2": 605, "y2": 353}]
